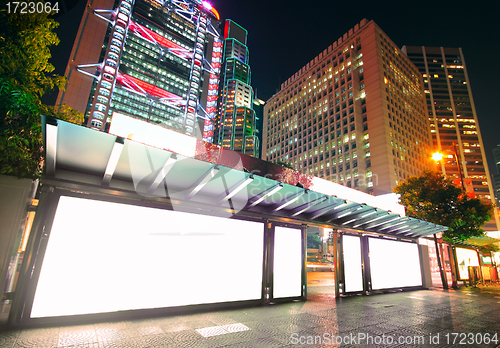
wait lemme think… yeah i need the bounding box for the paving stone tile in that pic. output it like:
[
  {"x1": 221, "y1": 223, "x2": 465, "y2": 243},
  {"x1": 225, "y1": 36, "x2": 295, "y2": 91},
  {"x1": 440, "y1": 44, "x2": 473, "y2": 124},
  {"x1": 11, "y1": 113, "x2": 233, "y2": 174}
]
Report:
[
  {"x1": 2, "y1": 285, "x2": 500, "y2": 347},
  {"x1": 11, "y1": 328, "x2": 59, "y2": 348},
  {"x1": 0, "y1": 333, "x2": 18, "y2": 348},
  {"x1": 57, "y1": 325, "x2": 97, "y2": 347}
]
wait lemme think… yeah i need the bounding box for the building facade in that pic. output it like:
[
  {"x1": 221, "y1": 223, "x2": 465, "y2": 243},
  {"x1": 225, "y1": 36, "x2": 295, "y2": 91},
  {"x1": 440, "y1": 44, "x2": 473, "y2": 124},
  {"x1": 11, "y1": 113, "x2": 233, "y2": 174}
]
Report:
[
  {"x1": 253, "y1": 97, "x2": 265, "y2": 158},
  {"x1": 403, "y1": 46, "x2": 500, "y2": 230},
  {"x1": 493, "y1": 145, "x2": 500, "y2": 208},
  {"x1": 56, "y1": 0, "x2": 222, "y2": 139},
  {"x1": 263, "y1": 19, "x2": 433, "y2": 195},
  {"x1": 494, "y1": 174, "x2": 500, "y2": 209},
  {"x1": 215, "y1": 20, "x2": 259, "y2": 157},
  {"x1": 493, "y1": 145, "x2": 500, "y2": 174}
]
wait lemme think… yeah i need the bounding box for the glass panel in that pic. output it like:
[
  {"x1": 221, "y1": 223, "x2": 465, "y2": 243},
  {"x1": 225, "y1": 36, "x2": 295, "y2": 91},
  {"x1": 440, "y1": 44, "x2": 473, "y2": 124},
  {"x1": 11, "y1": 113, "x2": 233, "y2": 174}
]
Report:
[
  {"x1": 343, "y1": 235, "x2": 363, "y2": 292},
  {"x1": 273, "y1": 226, "x2": 302, "y2": 298},
  {"x1": 369, "y1": 238, "x2": 422, "y2": 290},
  {"x1": 456, "y1": 247, "x2": 480, "y2": 280},
  {"x1": 306, "y1": 228, "x2": 335, "y2": 296},
  {"x1": 31, "y1": 196, "x2": 264, "y2": 318}
]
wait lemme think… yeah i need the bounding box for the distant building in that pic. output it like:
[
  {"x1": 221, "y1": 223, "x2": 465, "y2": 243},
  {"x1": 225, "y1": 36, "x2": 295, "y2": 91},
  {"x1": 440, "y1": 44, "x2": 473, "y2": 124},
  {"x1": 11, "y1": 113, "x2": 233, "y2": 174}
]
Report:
[
  {"x1": 493, "y1": 145, "x2": 500, "y2": 208},
  {"x1": 494, "y1": 174, "x2": 500, "y2": 208},
  {"x1": 214, "y1": 20, "x2": 259, "y2": 157},
  {"x1": 403, "y1": 46, "x2": 500, "y2": 230},
  {"x1": 253, "y1": 96, "x2": 265, "y2": 158},
  {"x1": 263, "y1": 19, "x2": 434, "y2": 195},
  {"x1": 494, "y1": 144, "x2": 500, "y2": 174},
  {"x1": 56, "y1": 0, "x2": 223, "y2": 139}
]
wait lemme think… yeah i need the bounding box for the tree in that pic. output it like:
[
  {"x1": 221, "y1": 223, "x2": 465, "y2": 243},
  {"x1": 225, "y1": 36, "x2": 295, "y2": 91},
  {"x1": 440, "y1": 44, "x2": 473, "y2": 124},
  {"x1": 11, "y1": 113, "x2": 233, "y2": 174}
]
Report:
[
  {"x1": 0, "y1": 8, "x2": 83, "y2": 179},
  {"x1": 393, "y1": 171, "x2": 493, "y2": 243},
  {"x1": 0, "y1": 8, "x2": 66, "y2": 97},
  {"x1": 0, "y1": 79, "x2": 43, "y2": 179},
  {"x1": 307, "y1": 234, "x2": 322, "y2": 249}
]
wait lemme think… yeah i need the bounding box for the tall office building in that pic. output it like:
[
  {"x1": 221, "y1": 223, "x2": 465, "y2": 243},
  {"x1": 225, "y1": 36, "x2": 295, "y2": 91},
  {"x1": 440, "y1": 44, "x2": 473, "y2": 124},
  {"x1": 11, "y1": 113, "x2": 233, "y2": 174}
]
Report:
[
  {"x1": 494, "y1": 145, "x2": 500, "y2": 174},
  {"x1": 403, "y1": 46, "x2": 499, "y2": 230},
  {"x1": 493, "y1": 145, "x2": 500, "y2": 208},
  {"x1": 253, "y1": 96, "x2": 265, "y2": 158},
  {"x1": 56, "y1": 0, "x2": 222, "y2": 138},
  {"x1": 215, "y1": 20, "x2": 259, "y2": 157},
  {"x1": 263, "y1": 19, "x2": 433, "y2": 195},
  {"x1": 494, "y1": 174, "x2": 500, "y2": 209}
]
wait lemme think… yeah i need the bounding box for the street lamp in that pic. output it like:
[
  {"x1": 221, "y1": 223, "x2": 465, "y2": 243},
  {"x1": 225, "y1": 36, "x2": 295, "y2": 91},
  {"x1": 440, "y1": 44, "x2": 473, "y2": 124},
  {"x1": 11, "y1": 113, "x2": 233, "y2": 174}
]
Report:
[
  {"x1": 432, "y1": 143, "x2": 466, "y2": 289},
  {"x1": 432, "y1": 143, "x2": 466, "y2": 192}
]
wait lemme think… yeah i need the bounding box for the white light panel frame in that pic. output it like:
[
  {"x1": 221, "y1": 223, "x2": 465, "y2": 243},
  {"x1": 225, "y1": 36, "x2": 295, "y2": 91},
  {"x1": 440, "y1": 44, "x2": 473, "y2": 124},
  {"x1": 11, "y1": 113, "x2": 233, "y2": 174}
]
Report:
[
  {"x1": 30, "y1": 196, "x2": 264, "y2": 318},
  {"x1": 369, "y1": 238, "x2": 422, "y2": 290},
  {"x1": 273, "y1": 226, "x2": 303, "y2": 298}
]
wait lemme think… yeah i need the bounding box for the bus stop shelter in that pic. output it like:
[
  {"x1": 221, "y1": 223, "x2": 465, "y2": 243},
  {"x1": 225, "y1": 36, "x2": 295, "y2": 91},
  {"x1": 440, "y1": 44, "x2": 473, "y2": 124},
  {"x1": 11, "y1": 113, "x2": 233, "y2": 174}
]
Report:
[{"x1": 8, "y1": 116, "x2": 447, "y2": 326}]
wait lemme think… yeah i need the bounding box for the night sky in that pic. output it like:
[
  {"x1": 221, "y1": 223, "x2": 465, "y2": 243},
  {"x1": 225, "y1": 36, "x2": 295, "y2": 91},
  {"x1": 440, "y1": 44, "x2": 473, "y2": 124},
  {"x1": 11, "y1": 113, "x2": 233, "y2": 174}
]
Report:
[{"x1": 49, "y1": 0, "x2": 500, "y2": 176}]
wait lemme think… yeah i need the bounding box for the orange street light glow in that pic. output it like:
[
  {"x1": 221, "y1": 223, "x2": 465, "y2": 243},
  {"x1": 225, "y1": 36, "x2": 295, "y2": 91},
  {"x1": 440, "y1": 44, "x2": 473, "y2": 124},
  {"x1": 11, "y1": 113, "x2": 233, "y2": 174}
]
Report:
[{"x1": 432, "y1": 152, "x2": 444, "y2": 162}]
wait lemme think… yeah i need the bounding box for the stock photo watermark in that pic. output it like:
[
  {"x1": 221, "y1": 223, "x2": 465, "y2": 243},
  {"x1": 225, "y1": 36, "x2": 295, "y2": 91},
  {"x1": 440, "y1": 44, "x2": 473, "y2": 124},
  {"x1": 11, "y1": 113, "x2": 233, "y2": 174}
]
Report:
[{"x1": 290, "y1": 332, "x2": 499, "y2": 345}]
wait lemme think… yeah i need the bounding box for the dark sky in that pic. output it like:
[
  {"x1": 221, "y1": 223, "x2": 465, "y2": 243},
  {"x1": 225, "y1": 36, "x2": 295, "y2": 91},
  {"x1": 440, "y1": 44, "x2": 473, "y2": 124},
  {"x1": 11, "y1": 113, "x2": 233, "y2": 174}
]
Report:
[
  {"x1": 212, "y1": 0, "x2": 500, "y2": 178},
  {"x1": 50, "y1": 0, "x2": 500, "y2": 177}
]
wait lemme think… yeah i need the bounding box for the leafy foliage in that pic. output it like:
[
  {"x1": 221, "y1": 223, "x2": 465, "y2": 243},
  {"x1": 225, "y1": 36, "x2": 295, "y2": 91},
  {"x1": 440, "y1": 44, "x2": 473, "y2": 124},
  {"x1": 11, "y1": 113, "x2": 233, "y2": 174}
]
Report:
[
  {"x1": 394, "y1": 171, "x2": 493, "y2": 243},
  {"x1": 0, "y1": 80, "x2": 42, "y2": 178},
  {"x1": 478, "y1": 243, "x2": 500, "y2": 254},
  {"x1": 0, "y1": 8, "x2": 66, "y2": 97},
  {"x1": 307, "y1": 234, "x2": 322, "y2": 249},
  {"x1": 0, "y1": 8, "x2": 83, "y2": 179}
]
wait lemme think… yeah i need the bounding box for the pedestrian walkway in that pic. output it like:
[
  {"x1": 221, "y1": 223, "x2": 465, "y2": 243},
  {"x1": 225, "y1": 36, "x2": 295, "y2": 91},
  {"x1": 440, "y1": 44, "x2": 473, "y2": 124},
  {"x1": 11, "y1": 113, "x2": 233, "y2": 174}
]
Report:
[{"x1": 1, "y1": 284, "x2": 500, "y2": 347}]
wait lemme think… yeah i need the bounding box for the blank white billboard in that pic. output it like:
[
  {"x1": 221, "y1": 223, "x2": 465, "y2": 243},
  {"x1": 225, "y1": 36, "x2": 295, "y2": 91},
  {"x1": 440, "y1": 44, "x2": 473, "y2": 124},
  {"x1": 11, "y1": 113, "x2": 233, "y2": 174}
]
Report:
[
  {"x1": 343, "y1": 235, "x2": 364, "y2": 293},
  {"x1": 456, "y1": 247, "x2": 479, "y2": 280},
  {"x1": 30, "y1": 196, "x2": 264, "y2": 318},
  {"x1": 369, "y1": 238, "x2": 422, "y2": 290},
  {"x1": 273, "y1": 226, "x2": 302, "y2": 298}
]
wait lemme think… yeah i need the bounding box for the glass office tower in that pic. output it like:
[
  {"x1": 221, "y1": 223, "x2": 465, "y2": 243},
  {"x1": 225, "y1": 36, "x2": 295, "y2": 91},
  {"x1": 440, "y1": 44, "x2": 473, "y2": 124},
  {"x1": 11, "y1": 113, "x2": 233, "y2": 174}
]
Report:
[
  {"x1": 403, "y1": 46, "x2": 499, "y2": 230},
  {"x1": 263, "y1": 20, "x2": 433, "y2": 195},
  {"x1": 57, "y1": 0, "x2": 222, "y2": 138},
  {"x1": 215, "y1": 20, "x2": 259, "y2": 158}
]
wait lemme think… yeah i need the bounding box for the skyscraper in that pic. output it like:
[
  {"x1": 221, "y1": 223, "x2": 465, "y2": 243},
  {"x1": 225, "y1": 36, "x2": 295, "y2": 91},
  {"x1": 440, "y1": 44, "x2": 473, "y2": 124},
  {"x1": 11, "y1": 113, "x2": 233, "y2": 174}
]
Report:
[
  {"x1": 252, "y1": 96, "x2": 265, "y2": 158},
  {"x1": 263, "y1": 19, "x2": 433, "y2": 195},
  {"x1": 214, "y1": 20, "x2": 259, "y2": 157},
  {"x1": 56, "y1": 0, "x2": 222, "y2": 138},
  {"x1": 493, "y1": 145, "x2": 500, "y2": 174},
  {"x1": 493, "y1": 145, "x2": 500, "y2": 208},
  {"x1": 403, "y1": 46, "x2": 500, "y2": 230}
]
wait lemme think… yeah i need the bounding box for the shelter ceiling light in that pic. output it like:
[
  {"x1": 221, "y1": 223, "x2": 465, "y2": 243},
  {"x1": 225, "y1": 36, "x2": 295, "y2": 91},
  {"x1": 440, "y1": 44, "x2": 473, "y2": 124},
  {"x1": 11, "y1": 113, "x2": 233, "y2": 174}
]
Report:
[
  {"x1": 273, "y1": 190, "x2": 307, "y2": 212},
  {"x1": 187, "y1": 165, "x2": 219, "y2": 198},
  {"x1": 378, "y1": 219, "x2": 408, "y2": 231},
  {"x1": 366, "y1": 216, "x2": 400, "y2": 229},
  {"x1": 249, "y1": 184, "x2": 283, "y2": 208},
  {"x1": 352, "y1": 214, "x2": 387, "y2": 228},
  {"x1": 45, "y1": 122, "x2": 58, "y2": 176},
  {"x1": 102, "y1": 137, "x2": 125, "y2": 185},
  {"x1": 342, "y1": 219, "x2": 357, "y2": 225},
  {"x1": 308, "y1": 199, "x2": 344, "y2": 219},
  {"x1": 147, "y1": 153, "x2": 177, "y2": 194},
  {"x1": 220, "y1": 175, "x2": 254, "y2": 203},
  {"x1": 291, "y1": 196, "x2": 329, "y2": 217}
]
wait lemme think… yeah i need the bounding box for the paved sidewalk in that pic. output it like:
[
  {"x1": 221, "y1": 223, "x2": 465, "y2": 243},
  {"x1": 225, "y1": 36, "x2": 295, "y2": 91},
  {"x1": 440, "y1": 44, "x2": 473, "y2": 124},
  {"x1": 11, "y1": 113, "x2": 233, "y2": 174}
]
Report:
[{"x1": 1, "y1": 284, "x2": 500, "y2": 347}]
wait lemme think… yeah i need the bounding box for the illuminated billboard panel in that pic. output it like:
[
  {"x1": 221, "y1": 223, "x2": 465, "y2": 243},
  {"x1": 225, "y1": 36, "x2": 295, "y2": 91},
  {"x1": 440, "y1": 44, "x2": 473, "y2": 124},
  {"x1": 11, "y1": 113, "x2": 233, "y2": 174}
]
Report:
[
  {"x1": 30, "y1": 196, "x2": 264, "y2": 318},
  {"x1": 343, "y1": 235, "x2": 364, "y2": 293},
  {"x1": 109, "y1": 112, "x2": 197, "y2": 158},
  {"x1": 273, "y1": 226, "x2": 302, "y2": 298},
  {"x1": 369, "y1": 238, "x2": 422, "y2": 290},
  {"x1": 456, "y1": 247, "x2": 479, "y2": 280}
]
